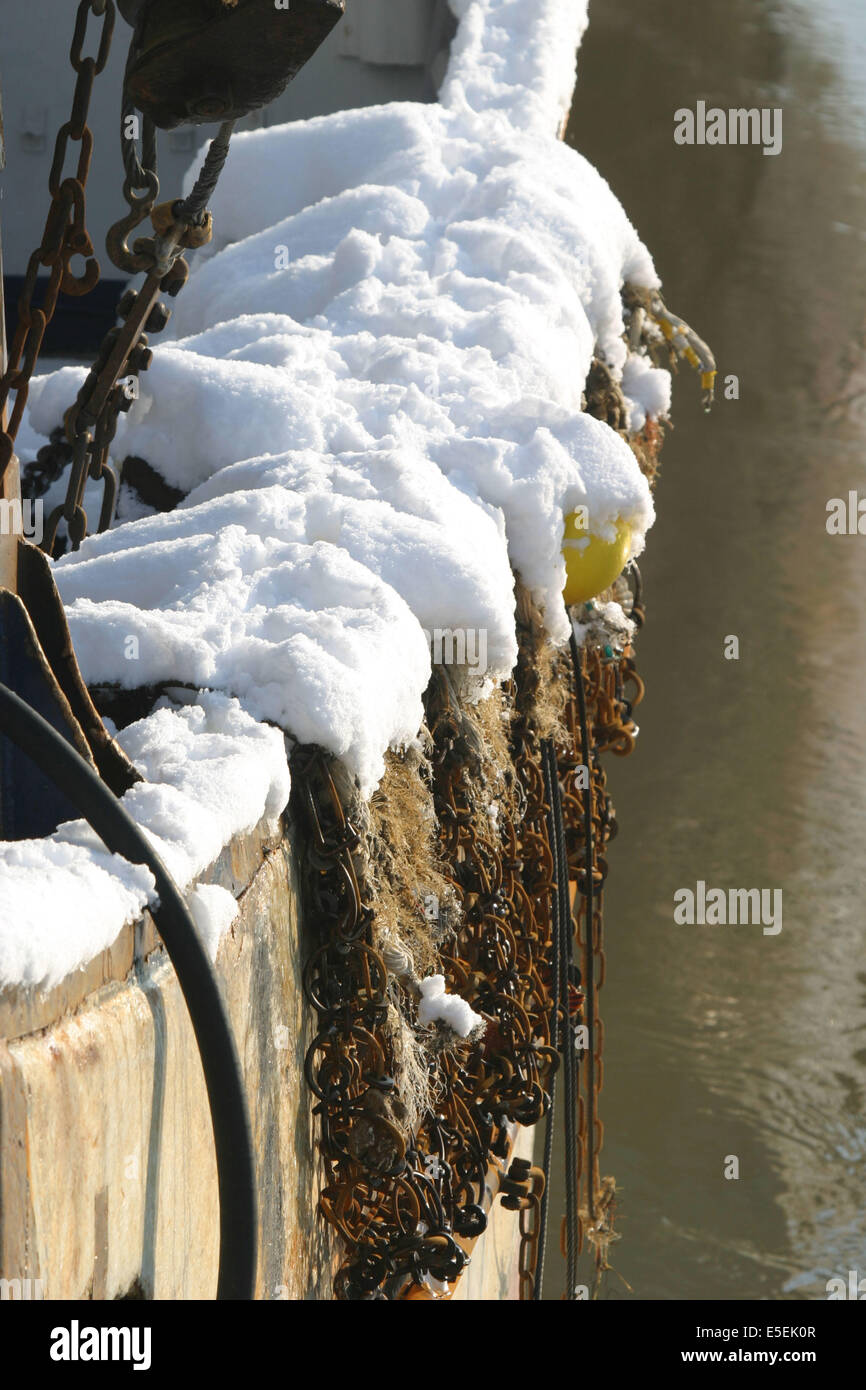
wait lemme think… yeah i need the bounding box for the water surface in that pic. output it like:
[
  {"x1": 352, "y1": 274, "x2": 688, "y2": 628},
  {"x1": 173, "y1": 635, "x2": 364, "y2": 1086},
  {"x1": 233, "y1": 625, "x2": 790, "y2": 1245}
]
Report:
[{"x1": 551, "y1": 0, "x2": 866, "y2": 1301}]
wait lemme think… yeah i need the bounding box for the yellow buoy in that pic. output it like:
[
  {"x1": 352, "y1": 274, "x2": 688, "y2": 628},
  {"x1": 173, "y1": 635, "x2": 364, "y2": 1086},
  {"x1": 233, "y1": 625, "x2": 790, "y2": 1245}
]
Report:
[{"x1": 562, "y1": 513, "x2": 631, "y2": 605}]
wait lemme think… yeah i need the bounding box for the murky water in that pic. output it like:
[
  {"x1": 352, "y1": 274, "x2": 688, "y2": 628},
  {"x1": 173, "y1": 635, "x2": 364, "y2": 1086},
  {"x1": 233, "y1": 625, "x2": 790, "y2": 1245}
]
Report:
[{"x1": 549, "y1": 0, "x2": 866, "y2": 1300}]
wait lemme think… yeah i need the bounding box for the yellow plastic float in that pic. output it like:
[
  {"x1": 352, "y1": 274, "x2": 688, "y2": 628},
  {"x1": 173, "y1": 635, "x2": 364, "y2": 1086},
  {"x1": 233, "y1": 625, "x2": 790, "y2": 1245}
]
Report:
[{"x1": 562, "y1": 512, "x2": 631, "y2": 605}]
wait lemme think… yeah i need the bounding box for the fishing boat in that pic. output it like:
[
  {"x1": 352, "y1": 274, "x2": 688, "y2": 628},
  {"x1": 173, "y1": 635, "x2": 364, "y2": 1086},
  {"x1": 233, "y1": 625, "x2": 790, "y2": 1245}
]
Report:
[{"x1": 0, "y1": 0, "x2": 710, "y2": 1301}]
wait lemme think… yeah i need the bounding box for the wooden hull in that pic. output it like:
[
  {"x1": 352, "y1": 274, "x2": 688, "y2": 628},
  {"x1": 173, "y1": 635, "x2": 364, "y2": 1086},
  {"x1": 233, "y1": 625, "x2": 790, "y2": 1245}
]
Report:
[
  {"x1": 0, "y1": 816, "x2": 531, "y2": 1300},
  {"x1": 0, "y1": 820, "x2": 336, "y2": 1300}
]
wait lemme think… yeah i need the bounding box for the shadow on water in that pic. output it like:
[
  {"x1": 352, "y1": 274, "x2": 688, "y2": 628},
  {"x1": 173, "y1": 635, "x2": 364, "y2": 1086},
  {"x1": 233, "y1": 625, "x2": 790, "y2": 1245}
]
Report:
[{"x1": 543, "y1": 0, "x2": 866, "y2": 1300}]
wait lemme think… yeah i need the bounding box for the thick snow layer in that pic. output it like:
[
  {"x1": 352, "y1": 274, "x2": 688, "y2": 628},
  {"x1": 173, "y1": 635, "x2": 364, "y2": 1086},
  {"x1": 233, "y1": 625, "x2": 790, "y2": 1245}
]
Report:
[
  {"x1": 0, "y1": 694, "x2": 289, "y2": 989},
  {"x1": 54, "y1": 502, "x2": 434, "y2": 793},
  {"x1": 443, "y1": 0, "x2": 590, "y2": 134},
  {"x1": 8, "y1": 0, "x2": 668, "y2": 985}
]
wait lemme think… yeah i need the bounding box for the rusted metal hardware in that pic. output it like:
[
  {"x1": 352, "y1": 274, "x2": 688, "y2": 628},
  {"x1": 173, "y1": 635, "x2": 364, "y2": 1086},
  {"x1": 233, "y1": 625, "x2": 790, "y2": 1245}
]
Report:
[
  {"x1": 293, "y1": 604, "x2": 642, "y2": 1299},
  {"x1": 562, "y1": 635, "x2": 643, "y2": 1296},
  {"x1": 0, "y1": 1, "x2": 115, "y2": 487},
  {"x1": 625, "y1": 284, "x2": 717, "y2": 411},
  {"x1": 44, "y1": 120, "x2": 229, "y2": 555},
  {"x1": 120, "y1": 0, "x2": 346, "y2": 130},
  {"x1": 501, "y1": 1156, "x2": 546, "y2": 1300},
  {"x1": 291, "y1": 745, "x2": 470, "y2": 1300},
  {"x1": 105, "y1": 92, "x2": 160, "y2": 277},
  {"x1": 400, "y1": 1135, "x2": 531, "y2": 1301},
  {"x1": 43, "y1": 200, "x2": 191, "y2": 555},
  {"x1": 0, "y1": 3, "x2": 142, "y2": 832},
  {"x1": 0, "y1": 1, "x2": 236, "y2": 556}
]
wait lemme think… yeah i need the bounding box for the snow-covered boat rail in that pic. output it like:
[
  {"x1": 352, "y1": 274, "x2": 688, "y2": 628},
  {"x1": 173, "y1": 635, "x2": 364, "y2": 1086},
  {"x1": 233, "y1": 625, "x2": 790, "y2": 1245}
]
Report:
[{"x1": 11, "y1": 0, "x2": 671, "y2": 991}]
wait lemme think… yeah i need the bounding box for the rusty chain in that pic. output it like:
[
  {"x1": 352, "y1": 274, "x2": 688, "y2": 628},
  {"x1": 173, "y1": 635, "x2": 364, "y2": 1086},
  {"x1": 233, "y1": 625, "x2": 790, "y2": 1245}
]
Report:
[
  {"x1": 293, "y1": 577, "x2": 644, "y2": 1300},
  {"x1": 501, "y1": 1155, "x2": 546, "y2": 1300},
  {"x1": 291, "y1": 669, "x2": 563, "y2": 1298},
  {"x1": 41, "y1": 98, "x2": 230, "y2": 556},
  {"x1": 292, "y1": 744, "x2": 471, "y2": 1299},
  {"x1": 0, "y1": 0, "x2": 116, "y2": 484},
  {"x1": 0, "y1": 0, "x2": 233, "y2": 554},
  {"x1": 557, "y1": 584, "x2": 645, "y2": 1297},
  {"x1": 41, "y1": 111, "x2": 230, "y2": 555},
  {"x1": 40, "y1": 108, "x2": 233, "y2": 555}
]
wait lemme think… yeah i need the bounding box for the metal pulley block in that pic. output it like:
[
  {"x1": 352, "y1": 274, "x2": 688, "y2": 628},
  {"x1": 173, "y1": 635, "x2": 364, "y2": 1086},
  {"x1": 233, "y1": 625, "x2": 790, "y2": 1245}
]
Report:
[{"x1": 119, "y1": 0, "x2": 346, "y2": 129}]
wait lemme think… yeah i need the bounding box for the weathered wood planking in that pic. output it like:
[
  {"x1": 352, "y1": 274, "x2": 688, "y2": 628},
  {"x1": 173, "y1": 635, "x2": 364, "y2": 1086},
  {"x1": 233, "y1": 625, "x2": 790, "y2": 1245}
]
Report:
[{"x1": 0, "y1": 820, "x2": 336, "y2": 1300}]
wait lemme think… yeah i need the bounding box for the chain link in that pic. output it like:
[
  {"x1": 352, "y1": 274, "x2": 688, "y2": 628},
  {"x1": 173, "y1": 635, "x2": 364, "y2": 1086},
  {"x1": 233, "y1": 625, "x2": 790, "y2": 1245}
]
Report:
[
  {"x1": 43, "y1": 123, "x2": 231, "y2": 555},
  {"x1": 292, "y1": 584, "x2": 645, "y2": 1300},
  {"x1": 562, "y1": 624, "x2": 644, "y2": 1294},
  {"x1": 0, "y1": 3, "x2": 232, "y2": 553},
  {"x1": 0, "y1": 0, "x2": 116, "y2": 484}
]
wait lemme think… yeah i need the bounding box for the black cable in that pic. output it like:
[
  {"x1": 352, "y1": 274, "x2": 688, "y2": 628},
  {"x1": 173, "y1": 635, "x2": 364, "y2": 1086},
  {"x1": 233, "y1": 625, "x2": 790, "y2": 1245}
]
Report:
[
  {"x1": 539, "y1": 736, "x2": 582, "y2": 1300},
  {"x1": 0, "y1": 682, "x2": 257, "y2": 1299},
  {"x1": 174, "y1": 121, "x2": 235, "y2": 226},
  {"x1": 120, "y1": 97, "x2": 158, "y2": 194},
  {"x1": 535, "y1": 1068, "x2": 556, "y2": 1301},
  {"x1": 570, "y1": 627, "x2": 595, "y2": 1285},
  {"x1": 536, "y1": 738, "x2": 561, "y2": 1301},
  {"x1": 548, "y1": 735, "x2": 581, "y2": 1300}
]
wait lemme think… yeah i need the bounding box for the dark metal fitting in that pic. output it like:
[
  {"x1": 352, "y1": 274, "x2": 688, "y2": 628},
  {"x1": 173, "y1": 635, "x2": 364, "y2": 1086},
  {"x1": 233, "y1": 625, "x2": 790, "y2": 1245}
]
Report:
[
  {"x1": 128, "y1": 344, "x2": 154, "y2": 373},
  {"x1": 116, "y1": 288, "x2": 138, "y2": 320},
  {"x1": 144, "y1": 301, "x2": 171, "y2": 333}
]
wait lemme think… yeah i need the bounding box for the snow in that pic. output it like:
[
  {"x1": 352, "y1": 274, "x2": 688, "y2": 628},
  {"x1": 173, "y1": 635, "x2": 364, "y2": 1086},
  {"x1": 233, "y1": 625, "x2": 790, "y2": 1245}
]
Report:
[
  {"x1": 4, "y1": 0, "x2": 669, "y2": 988},
  {"x1": 443, "y1": 0, "x2": 591, "y2": 136},
  {"x1": 417, "y1": 974, "x2": 485, "y2": 1038},
  {"x1": 0, "y1": 694, "x2": 289, "y2": 989},
  {"x1": 620, "y1": 355, "x2": 672, "y2": 434},
  {"x1": 187, "y1": 883, "x2": 240, "y2": 964}
]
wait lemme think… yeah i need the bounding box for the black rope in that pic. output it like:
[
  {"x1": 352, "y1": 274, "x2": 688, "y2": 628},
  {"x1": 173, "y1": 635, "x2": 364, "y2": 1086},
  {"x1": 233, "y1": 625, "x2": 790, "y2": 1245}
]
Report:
[
  {"x1": 554, "y1": 757, "x2": 579, "y2": 1299},
  {"x1": 536, "y1": 738, "x2": 561, "y2": 1301},
  {"x1": 121, "y1": 97, "x2": 158, "y2": 193},
  {"x1": 119, "y1": 93, "x2": 233, "y2": 230},
  {"x1": 540, "y1": 736, "x2": 581, "y2": 1299},
  {"x1": 174, "y1": 120, "x2": 235, "y2": 227},
  {"x1": 534, "y1": 1068, "x2": 556, "y2": 1301},
  {"x1": 552, "y1": 736, "x2": 581, "y2": 1300},
  {"x1": 570, "y1": 625, "x2": 596, "y2": 1263},
  {"x1": 0, "y1": 682, "x2": 258, "y2": 1300}
]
